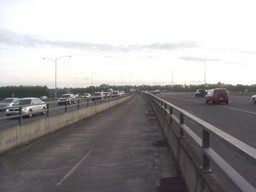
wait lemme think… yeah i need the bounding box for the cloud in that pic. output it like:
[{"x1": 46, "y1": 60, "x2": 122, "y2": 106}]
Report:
[
  {"x1": 0, "y1": 28, "x2": 199, "y2": 52},
  {"x1": 0, "y1": 29, "x2": 42, "y2": 47},
  {"x1": 179, "y1": 56, "x2": 220, "y2": 62},
  {"x1": 225, "y1": 61, "x2": 245, "y2": 66},
  {"x1": 142, "y1": 42, "x2": 198, "y2": 50}
]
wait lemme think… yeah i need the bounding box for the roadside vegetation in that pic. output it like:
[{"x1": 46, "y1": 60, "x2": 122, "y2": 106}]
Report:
[{"x1": 0, "y1": 83, "x2": 255, "y2": 99}]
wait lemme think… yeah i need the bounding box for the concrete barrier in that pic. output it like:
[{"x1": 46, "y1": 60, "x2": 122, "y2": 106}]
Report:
[{"x1": 0, "y1": 95, "x2": 133, "y2": 154}]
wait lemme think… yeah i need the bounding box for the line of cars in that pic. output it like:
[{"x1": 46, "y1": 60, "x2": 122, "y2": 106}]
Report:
[
  {"x1": 57, "y1": 91, "x2": 125, "y2": 105},
  {"x1": 82, "y1": 91, "x2": 124, "y2": 101},
  {"x1": 0, "y1": 90, "x2": 125, "y2": 118},
  {"x1": 90, "y1": 91, "x2": 124, "y2": 101}
]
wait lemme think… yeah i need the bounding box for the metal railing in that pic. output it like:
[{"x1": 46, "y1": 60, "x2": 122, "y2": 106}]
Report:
[{"x1": 147, "y1": 93, "x2": 256, "y2": 192}]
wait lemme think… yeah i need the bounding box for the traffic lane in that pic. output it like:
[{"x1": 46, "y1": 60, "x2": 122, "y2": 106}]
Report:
[
  {"x1": 0, "y1": 99, "x2": 91, "y2": 128},
  {"x1": 0, "y1": 95, "x2": 176, "y2": 192},
  {"x1": 0, "y1": 111, "x2": 5, "y2": 117},
  {"x1": 158, "y1": 92, "x2": 256, "y2": 147},
  {"x1": 157, "y1": 92, "x2": 256, "y2": 189},
  {"x1": 0, "y1": 109, "x2": 49, "y2": 128}
]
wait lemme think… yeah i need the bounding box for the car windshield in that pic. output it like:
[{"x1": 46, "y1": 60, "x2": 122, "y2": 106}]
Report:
[
  {"x1": 15, "y1": 99, "x2": 31, "y2": 105},
  {"x1": 62, "y1": 95, "x2": 71, "y2": 98},
  {"x1": 215, "y1": 89, "x2": 227, "y2": 94},
  {"x1": 2, "y1": 98, "x2": 14, "y2": 103}
]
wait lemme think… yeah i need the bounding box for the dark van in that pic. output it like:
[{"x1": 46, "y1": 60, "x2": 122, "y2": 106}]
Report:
[{"x1": 195, "y1": 89, "x2": 207, "y2": 98}]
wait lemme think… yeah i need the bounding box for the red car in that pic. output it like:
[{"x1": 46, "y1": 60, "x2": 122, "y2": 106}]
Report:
[{"x1": 205, "y1": 88, "x2": 229, "y2": 104}]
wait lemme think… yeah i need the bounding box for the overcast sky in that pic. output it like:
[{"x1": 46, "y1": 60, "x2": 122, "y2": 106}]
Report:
[{"x1": 1, "y1": 0, "x2": 256, "y2": 88}]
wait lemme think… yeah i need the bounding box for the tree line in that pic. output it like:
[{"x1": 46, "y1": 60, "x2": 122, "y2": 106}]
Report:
[
  {"x1": 0, "y1": 86, "x2": 49, "y2": 99},
  {"x1": 0, "y1": 83, "x2": 255, "y2": 99}
]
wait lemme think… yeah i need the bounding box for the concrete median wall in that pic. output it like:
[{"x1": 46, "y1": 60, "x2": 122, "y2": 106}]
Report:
[{"x1": 0, "y1": 95, "x2": 133, "y2": 154}]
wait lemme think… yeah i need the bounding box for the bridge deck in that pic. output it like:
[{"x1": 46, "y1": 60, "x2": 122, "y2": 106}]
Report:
[{"x1": 0, "y1": 94, "x2": 182, "y2": 192}]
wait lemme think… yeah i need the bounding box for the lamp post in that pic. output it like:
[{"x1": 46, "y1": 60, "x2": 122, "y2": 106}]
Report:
[
  {"x1": 43, "y1": 55, "x2": 71, "y2": 98},
  {"x1": 129, "y1": 74, "x2": 134, "y2": 86},
  {"x1": 91, "y1": 73, "x2": 96, "y2": 94},
  {"x1": 168, "y1": 68, "x2": 174, "y2": 87},
  {"x1": 200, "y1": 59, "x2": 206, "y2": 86}
]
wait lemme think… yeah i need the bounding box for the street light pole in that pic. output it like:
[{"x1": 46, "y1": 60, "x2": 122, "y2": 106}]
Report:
[
  {"x1": 168, "y1": 68, "x2": 174, "y2": 87},
  {"x1": 91, "y1": 73, "x2": 95, "y2": 94},
  {"x1": 43, "y1": 55, "x2": 71, "y2": 98},
  {"x1": 200, "y1": 59, "x2": 206, "y2": 86},
  {"x1": 172, "y1": 70, "x2": 174, "y2": 87}
]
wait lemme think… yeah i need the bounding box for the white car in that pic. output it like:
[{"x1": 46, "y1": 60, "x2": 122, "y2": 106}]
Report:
[
  {"x1": 58, "y1": 94, "x2": 76, "y2": 105},
  {"x1": 0, "y1": 97, "x2": 19, "y2": 111},
  {"x1": 111, "y1": 91, "x2": 121, "y2": 97},
  {"x1": 6, "y1": 97, "x2": 46, "y2": 118},
  {"x1": 252, "y1": 95, "x2": 256, "y2": 104},
  {"x1": 82, "y1": 93, "x2": 91, "y2": 99},
  {"x1": 91, "y1": 92, "x2": 104, "y2": 101}
]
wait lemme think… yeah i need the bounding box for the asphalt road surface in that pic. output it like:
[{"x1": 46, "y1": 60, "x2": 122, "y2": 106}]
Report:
[
  {"x1": 157, "y1": 92, "x2": 256, "y2": 147},
  {"x1": 156, "y1": 92, "x2": 256, "y2": 191},
  {"x1": 0, "y1": 99, "x2": 98, "y2": 128},
  {"x1": 0, "y1": 94, "x2": 179, "y2": 192}
]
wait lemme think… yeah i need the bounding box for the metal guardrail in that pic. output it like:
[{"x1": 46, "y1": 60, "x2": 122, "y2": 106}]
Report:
[
  {"x1": 147, "y1": 93, "x2": 256, "y2": 192},
  {"x1": 0, "y1": 95, "x2": 128, "y2": 126}
]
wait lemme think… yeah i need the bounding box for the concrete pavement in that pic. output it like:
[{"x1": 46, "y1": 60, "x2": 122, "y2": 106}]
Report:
[{"x1": 0, "y1": 94, "x2": 185, "y2": 192}]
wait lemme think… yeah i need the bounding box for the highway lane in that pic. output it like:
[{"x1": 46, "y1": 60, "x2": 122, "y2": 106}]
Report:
[
  {"x1": 0, "y1": 98, "x2": 94, "y2": 128},
  {"x1": 157, "y1": 92, "x2": 256, "y2": 147},
  {"x1": 156, "y1": 92, "x2": 256, "y2": 190}
]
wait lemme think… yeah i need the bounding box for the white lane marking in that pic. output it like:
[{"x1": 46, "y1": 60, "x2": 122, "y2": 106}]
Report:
[
  {"x1": 221, "y1": 106, "x2": 256, "y2": 115},
  {"x1": 56, "y1": 150, "x2": 92, "y2": 186}
]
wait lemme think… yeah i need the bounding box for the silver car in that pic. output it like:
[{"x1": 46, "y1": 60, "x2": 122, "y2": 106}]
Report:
[
  {"x1": 0, "y1": 97, "x2": 19, "y2": 111},
  {"x1": 6, "y1": 97, "x2": 47, "y2": 118},
  {"x1": 82, "y1": 93, "x2": 91, "y2": 99},
  {"x1": 58, "y1": 93, "x2": 76, "y2": 105},
  {"x1": 91, "y1": 92, "x2": 104, "y2": 101},
  {"x1": 252, "y1": 95, "x2": 256, "y2": 104}
]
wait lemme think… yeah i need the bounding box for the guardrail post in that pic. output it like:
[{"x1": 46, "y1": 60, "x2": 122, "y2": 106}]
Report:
[
  {"x1": 169, "y1": 106, "x2": 173, "y2": 124},
  {"x1": 65, "y1": 102, "x2": 67, "y2": 112},
  {"x1": 19, "y1": 107, "x2": 22, "y2": 124},
  {"x1": 77, "y1": 100, "x2": 80, "y2": 109},
  {"x1": 160, "y1": 101, "x2": 163, "y2": 112},
  {"x1": 202, "y1": 129, "x2": 211, "y2": 172},
  {"x1": 156, "y1": 98, "x2": 159, "y2": 108},
  {"x1": 46, "y1": 103, "x2": 49, "y2": 117},
  {"x1": 179, "y1": 113, "x2": 185, "y2": 138},
  {"x1": 164, "y1": 103, "x2": 167, "y2": 116}
]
